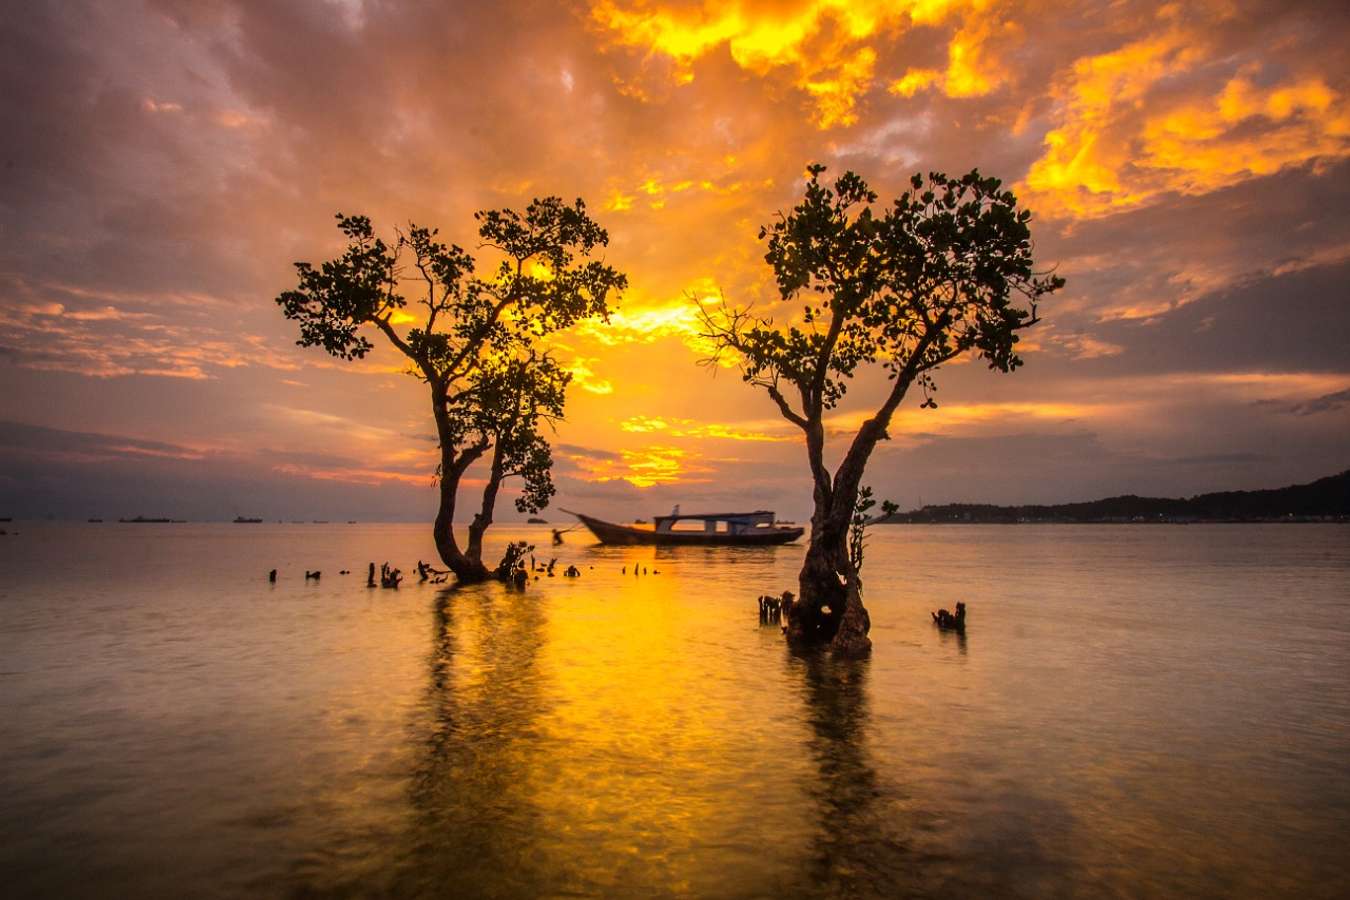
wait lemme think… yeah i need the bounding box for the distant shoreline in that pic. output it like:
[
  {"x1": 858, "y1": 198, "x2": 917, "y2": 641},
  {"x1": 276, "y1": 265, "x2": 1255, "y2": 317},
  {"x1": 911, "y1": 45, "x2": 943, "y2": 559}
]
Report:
[
  {"x1": 875, "y1": 469, "x2": 1349, "y2": 526},
  {"x1": 880, "y1": 517, "x2": 1349, "y2": 525}
]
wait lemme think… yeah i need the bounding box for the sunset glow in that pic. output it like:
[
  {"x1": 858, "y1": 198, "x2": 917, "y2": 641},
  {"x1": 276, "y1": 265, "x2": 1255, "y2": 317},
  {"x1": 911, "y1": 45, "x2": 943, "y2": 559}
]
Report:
[
  {"x1": 2, "y1": 0, "x2": 1348, "y2": 521},
  {"x1": 6, "y1": 7, "x2": 1350, "y2": 899}
]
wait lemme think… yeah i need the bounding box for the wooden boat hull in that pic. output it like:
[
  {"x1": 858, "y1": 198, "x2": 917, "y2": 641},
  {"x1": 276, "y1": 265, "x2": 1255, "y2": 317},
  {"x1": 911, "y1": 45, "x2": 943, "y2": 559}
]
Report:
[{"x1": 569, "y1": 512, "x2": 803, "y2": 546}]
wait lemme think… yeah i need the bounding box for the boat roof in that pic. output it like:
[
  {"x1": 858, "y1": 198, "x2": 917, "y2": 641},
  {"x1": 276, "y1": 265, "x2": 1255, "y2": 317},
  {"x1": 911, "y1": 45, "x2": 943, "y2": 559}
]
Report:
[{"x1": 653, "y1": 510, "x2": 775, "y2": 522}]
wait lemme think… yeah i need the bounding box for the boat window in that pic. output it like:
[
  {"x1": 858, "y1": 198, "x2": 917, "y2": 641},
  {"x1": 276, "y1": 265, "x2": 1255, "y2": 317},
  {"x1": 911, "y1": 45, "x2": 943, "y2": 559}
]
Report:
[{"x1": 669, "y1": 520, "x2": 707, "y2": 532}]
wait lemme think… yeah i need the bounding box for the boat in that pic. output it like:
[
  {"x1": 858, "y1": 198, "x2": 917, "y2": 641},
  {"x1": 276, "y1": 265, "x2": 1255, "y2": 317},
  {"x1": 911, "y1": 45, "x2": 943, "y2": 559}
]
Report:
[
  {"x1": 233, "y1": 516, "x2": 263, "y2": 524},
  {"x1": 527, "y1": 517, "x2": 548, "y2": 524},
  {"x1": 88, "y1": 518, "x2": 103, "y2": 523},
  {"x1": 119, "y1": 516, "x2": 180, "y2": 523},
  {"x1": 561, "y1": 509, "x2": 803, "y2": 546}
]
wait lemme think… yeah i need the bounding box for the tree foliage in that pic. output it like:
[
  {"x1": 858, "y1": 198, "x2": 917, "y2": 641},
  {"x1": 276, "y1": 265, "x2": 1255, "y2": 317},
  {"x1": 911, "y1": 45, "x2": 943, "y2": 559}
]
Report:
[
  {"x1": 703, "y1": 165, "x2": 1062, "y2": 425},
  {"x1": 848, "y1": 487, "x2": 899, "y2": 575},
  {"x1": 277, "y1": 198, "x2": 626, "y2": 577}
]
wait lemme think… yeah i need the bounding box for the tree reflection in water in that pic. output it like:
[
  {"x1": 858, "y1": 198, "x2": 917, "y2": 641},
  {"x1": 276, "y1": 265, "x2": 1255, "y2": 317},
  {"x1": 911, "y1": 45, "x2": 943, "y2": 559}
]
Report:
[
  {"x1": 393, "y1": 582, "x2": 557, "y2": 897},
  {"x1": 790, "y1": 652, "x2": 905, "y2": 896}
]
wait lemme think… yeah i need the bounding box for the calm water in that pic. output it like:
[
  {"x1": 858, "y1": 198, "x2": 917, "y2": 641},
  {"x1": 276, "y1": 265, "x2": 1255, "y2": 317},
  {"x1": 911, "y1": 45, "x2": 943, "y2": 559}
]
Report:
[{"x1": 1, "y1": 522, "x2": 1348, "y2": 898}]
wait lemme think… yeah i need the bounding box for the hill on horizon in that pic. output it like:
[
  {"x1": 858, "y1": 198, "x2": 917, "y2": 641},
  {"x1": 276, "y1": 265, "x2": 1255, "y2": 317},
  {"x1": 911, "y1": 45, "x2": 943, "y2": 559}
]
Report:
[{"x1": 876, "y1": 470, "x2": 1350, "y2": 524}]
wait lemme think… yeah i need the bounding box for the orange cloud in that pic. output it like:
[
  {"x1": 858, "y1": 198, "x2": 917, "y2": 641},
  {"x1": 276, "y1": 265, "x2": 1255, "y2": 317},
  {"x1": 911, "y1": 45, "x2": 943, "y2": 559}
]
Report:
[
  {"x1": 620, "y1": 415, "x2": 792, "y2": 442},
  {"x1": 889, "y1": 12, "x2": 1016, "y2": 99},
  {"x1": 141, "y1": 97, "x2": 183, "y2": 114},
  {"x1": 826, "y1": 400, "x2": 1123, "y2": 439},
  {"x1": 575, "y1": 297, "x2": 711, "y2": 352},
  {"x1": 588, "y1": 0, "x2": 989, "y2": 127},
  {"x1": 271, "y1": 462, "x2": 430, "y2": 487},
  {"x1": 0, "y1": 277, "x2": 306, "y2": 380},
  {"x1": 561, "y1": 444, "x2": 713, "y2": 487},
  {"x1": 565, "y1": 357, "x2": 615, "y2": 395},
  {"x1": 1137, "y1": 74, "x2": 1350, "y2": 190},
  {"x1": 1041, "y1": 331, "x2": 1125, "y2": 359},
  {"x1": 601, "y1": 175, "x2": 770, "y2": 212},
  {"x1": 1021, "y1": 29, "x2": 1350, "y2": 220}
]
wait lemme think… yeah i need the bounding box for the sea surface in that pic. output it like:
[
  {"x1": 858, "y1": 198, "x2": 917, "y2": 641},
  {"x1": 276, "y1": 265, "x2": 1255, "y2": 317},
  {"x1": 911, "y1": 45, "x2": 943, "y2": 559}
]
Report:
[{"x1": 1, "y1": 522, "x2": 1348, "y2": 898}]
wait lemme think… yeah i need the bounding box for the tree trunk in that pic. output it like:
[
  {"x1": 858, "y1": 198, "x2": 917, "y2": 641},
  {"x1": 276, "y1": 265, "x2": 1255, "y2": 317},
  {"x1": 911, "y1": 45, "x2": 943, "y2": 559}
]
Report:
[
  {"x1": 464, "y1": 442, "x2": 505, "y2": 565},
  {"x1": 788, "y1": 417, "x2": 855, "y2": 648},
  {"x1": 788, "y1": 417, "x2": 876, "y2": 656},
  {"x1": 430, "y1": 398, "x2": 491, "y2": 584},
  {"x1": 433, "y1": 459, "x2": 490, "y2": 583},
  {"x1": 791, "y1": 527, "x2": 849, "y2": 642},
  {"x1": 830, "y1": 577, "x2": 872, "y2": 657},
  {"x1": 792, "y1": 511, "x2": 871, "y2": 656}
]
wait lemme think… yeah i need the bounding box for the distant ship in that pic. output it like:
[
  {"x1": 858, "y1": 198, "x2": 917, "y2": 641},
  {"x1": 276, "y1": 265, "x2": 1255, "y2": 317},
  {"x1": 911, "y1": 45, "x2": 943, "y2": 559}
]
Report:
[
  {"x1": 233, "y1": 516, "x2": 263, "y2": 524},
  {"x1": 119, "y1": 516, "x2": 183, "y2": 523},
  {"x1": 561, "y1": 509, "x2": 803, "y2": 546},
  {"x1": 527, "y1": 517, "x2": 548, "y2": 524},
  {"x1": 88, "y1": 517, "x2": 104, "y2": 523}
]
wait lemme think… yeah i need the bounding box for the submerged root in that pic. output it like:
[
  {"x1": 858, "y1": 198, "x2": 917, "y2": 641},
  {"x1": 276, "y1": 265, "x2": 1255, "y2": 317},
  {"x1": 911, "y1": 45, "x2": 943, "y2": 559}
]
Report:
[
  {"x1": 491, "y1": 540, "x2": 534, "y2": 588},
  {"x1": 757, "y1": 591, "x2": 795, "y2": 627}
]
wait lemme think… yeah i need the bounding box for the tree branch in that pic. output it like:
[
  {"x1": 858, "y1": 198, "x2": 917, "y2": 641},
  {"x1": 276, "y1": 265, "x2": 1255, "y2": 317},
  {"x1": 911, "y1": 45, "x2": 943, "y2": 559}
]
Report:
[
  {"x1": 766, "y1": 380, "x2": 808, "y2": 430},
  {"x1": 372, "y1": 316, "x2": 421, "y2": 368}
]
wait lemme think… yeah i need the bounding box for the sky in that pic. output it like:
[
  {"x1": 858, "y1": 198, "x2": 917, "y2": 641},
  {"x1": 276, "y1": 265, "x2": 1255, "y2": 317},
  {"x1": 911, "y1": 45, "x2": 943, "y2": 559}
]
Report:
[{"x1": 2, "y1": 0, "x2": 1348, "y2": 522}]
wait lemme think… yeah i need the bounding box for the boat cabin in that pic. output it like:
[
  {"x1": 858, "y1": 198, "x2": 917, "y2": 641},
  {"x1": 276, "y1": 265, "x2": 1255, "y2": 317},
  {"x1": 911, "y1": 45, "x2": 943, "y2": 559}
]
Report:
[{"x1": 652, "y1": 510, "x2": 778, "y2": 535}]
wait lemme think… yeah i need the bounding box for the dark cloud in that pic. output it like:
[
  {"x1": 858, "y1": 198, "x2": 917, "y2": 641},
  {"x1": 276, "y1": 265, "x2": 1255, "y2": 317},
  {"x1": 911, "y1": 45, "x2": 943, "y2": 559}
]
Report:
[
  {"x1": 0, "y1": 419, "x2": 201, "y2": 459},
  {"x1": 0, "y1": 420, "x2": 438, "y2": 521},
  {"x1": 1083, "y1": 257, "x2": 1350, "y2": 377},
  {"x1": 1169, "y1": 453, "x2": 1271, "y2": 466},
  {"x1": 554, "y1": 443, "x2": 622, "y2": 462},
  {"x1": 1287, "y1": 388, "x2": 1350, "y2": 416}
]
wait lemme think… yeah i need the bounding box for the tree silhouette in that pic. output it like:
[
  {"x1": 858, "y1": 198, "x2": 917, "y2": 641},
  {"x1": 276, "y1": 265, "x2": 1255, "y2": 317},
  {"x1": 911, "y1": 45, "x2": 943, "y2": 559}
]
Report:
[
  {"x1": 702, "y1": 165, "x2": 1062, "y2": 654},
  {"x1": 278, "y1": 199, "x2": 626, "y2": 582}
]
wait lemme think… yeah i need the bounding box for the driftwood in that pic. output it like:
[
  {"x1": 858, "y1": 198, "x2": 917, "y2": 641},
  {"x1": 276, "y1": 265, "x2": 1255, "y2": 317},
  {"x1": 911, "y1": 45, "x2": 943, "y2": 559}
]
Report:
[
  {"x1": 758, "y1": 591, "x2": 795, "y2": 627},
  {"x1": 417, "y1": 560, "x2": 448, "y2": 583},
  {"x1": 932, "y1": 602, "x2": 966, "y2": 631},
  {"x1": 494, "y1": 541, "x2": 532, "y2": 589}
]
